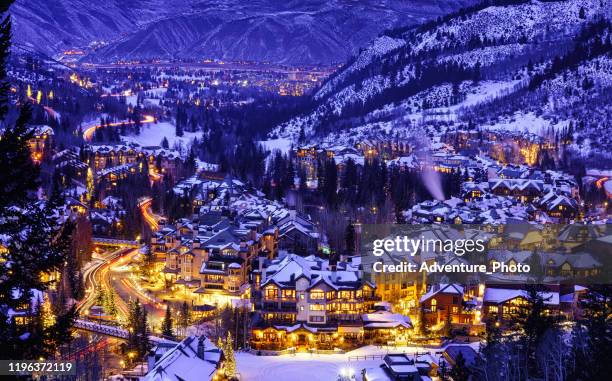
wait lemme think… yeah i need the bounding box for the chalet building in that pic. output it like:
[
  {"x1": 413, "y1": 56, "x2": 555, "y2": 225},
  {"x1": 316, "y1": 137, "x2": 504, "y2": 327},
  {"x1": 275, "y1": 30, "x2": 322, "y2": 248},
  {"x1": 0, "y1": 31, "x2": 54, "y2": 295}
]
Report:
[
  {"x1": 295, "y1": 145, "x2": 320, "y2": 181},
  {"x1": 428, "y1": 152, "x2": 471, "y2": 174},
  {"x1": 86, "y1": 144, "x2": 140, "y2": 171},
  {"x1": 84, "y1": 144, "x2": 183, "y2": 180},
  {"x1": 536, "y1": 191, "x2": 579, "y2": 222},
  {"x1": 96, "y1": 162, "x2": 142, "y2": 189},
  {"x1": 152, "y1": 192, "x2": 320, "y2": 307},
  {"x1": 489, "y1": 179, "x2": 545, "y2": 202},
  {"x1": 461, "y1": 182, "x2": 488, "y2": 201},
  {"x1": 406, "y1": 195, "x2": 531, "y2": 224},
  {"x1": 555, "y1": 224, "x2": 609, "y2": 251},
  {"x1": 143, "y1": 336, "x2": 223, "y2": 381},
  {"x1": 356, "y1": 138, "x2": 413, "y2": 160},
  {"x1": 153, "y1": 212, "x2": 264, "y2": 306},
  {"x1": 277, "y1": 219, "x2": 319, "y2": 256},
  {"x1": 53, "y1": 149, "x2": 88, "y2": 184},
  {"x1": 143, "y1": 146, "x2": 182, "y2": 179},
  {"x1": 494, "y1": 165, "x2": 529, "y2": 180},
  {"x1": 362, "y1": 310, "x2": 413, "y2": 345},
  {"x1": 250, "y1": 254, "x2": 382, "y2": 350},
  {"x1": 386, "y1": 155, "x2": 420, "y2": 171},
  {"x1": 188, "y1": 176, "x2": 246, "y2": 212},
  {"x1": 541, "y1": 252, "x2": 602, "y2": 278},
  {"x1": 487, "y1": 248, "x2": 601, "y2": 281},
  {"x1": 90, "y1": 208, "x2": 124, "y2": 235},
  {"x1": 482, "y1": 287, "x2": 560, "y2": 325},
  {"x1": 443, "y1": 345, "x2": 477, "y2": 368},
  {"x1": 380, "y1": 354, "x2": 422, "y2": 381},
  {"x1": 419, "y1": 284, "x2": 480, "y2": 333},
  {"x1": 27, "y1": 125, "x2": 53, "y2": 163}
]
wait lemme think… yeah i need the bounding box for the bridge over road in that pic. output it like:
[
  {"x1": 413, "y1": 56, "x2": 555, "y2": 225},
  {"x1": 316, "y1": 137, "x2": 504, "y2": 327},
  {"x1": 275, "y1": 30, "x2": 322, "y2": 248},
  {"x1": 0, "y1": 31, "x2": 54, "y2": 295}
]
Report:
[
  {"x1": 92, "y1": 237, "x2": 140, "y2": 248},
  {"x1": 75, "y1": 319, "x2": 179, "y2": 345},
  {"x1": 74, "y1": 319, "x2": 128, "y2": 339}
]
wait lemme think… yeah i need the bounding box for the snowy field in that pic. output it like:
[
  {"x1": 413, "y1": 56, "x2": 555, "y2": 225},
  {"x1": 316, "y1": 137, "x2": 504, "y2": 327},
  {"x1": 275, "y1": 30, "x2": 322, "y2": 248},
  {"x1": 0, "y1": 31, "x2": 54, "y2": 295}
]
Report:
[
  {"x1": 236, "y1": 352, "x2": 375, "y2": 381},
  {"x1": 484, "y1": 111, "x2": 568, "y2": 136},
  {"x1": 259, "y1": 138, "x2": 293, "y2": 154},
  {"x1": 236, "y1": 343, "x2": 478, "y2": 380},
  {"x1": 121, "y1": 121, "x2": 201, "y2": 152}
]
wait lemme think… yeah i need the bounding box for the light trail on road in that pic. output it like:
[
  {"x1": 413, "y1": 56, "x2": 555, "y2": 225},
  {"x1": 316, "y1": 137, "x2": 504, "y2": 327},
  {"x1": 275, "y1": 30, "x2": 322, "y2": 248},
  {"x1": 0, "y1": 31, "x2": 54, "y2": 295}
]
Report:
[
  {"x1": 77, "y1": 247, "x2": 133, "y2": 319},
  {"x1": 139, "y1": 197, "x2": 160, "y2": 231},
  {"x1": 82, "y1": 114, "x2": 155, "y2": 141},
  {"x1": 108, "y1": 249, "x2": 166, "y2": 325}
]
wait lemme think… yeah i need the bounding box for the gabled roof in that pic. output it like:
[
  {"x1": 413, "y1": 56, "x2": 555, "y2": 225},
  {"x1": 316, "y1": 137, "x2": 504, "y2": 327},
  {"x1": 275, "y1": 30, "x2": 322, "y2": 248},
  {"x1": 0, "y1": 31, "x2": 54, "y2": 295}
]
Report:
[
  {"x1": 420, "y1": 284, "x2": 464, "y2": 303},
  {"x1": 143, "y1": 336, "x2": 221, "y2": 381},
  {"x1": 260, "y1": 254, "x2": 365, "y2": 291},
  {"x1": 483, "y1": 288, "x2": 559, "y2": 305}
]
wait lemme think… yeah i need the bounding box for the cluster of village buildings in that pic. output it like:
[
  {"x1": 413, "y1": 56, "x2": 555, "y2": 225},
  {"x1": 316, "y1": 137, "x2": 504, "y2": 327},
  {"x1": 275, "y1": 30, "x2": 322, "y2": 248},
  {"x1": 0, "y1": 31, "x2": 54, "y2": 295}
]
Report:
[
  {"x1": 146, "y1": 172, "x2": 607, "y2": 355},
  {"x1": 19, "y1": 124, "x2": 611, "y2": 381},
  {"x1": 294, "y1": 128, "x2": 611, "y2": 223}
]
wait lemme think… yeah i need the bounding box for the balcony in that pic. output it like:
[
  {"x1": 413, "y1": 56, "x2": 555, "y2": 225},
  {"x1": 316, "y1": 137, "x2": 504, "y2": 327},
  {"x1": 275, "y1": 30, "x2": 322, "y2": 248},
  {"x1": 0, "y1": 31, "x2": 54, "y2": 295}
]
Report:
[
  {"x1": 204, "y1": 278, "x2": 224, "y2": 284},
  {"x1": 258, "y1": 301, "x2": 297, "y2": 312},
  {"x1": 328, "y1": 313, "x2": 363, "y2": 325},
  {"x1": 280, "y1": 302, "x2": 296, "y2": 311}
]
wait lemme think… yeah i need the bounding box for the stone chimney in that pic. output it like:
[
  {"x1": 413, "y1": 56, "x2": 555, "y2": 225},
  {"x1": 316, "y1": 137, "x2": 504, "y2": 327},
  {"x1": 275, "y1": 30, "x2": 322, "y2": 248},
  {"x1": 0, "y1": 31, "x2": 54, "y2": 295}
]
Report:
[{"x1": 197, "y1": 336, "x2": 206, "y2": 360}]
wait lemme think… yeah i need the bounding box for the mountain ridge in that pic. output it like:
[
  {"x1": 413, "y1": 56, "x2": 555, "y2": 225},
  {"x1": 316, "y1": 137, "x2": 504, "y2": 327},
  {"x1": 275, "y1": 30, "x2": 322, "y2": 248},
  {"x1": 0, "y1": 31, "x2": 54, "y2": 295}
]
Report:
[
  {"x1": 269, "y1": 0, "x2": 612, "y2": 164},
  {"x1": 11, "y1": 0, "x2": 477, "y2": 65}
]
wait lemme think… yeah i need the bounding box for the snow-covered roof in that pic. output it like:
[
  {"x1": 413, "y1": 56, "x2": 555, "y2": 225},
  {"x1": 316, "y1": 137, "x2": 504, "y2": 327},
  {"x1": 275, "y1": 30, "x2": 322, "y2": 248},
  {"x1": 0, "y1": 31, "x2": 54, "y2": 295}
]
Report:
[
  {"x1": 260, "y1": 254, "x2": 367, "y2": 291},
  {"x1": 143, "y1": 336, "x2": 221, "y2": 381},
  {"x1": 362, "y1": 311, "x2": 412, "y2": 329},
  {"x1": 420, "y1": 284, "x2": 464, "y2": 303},
  {"x1": 484, "y1": 288, "x2": 559, "y2": 305}
]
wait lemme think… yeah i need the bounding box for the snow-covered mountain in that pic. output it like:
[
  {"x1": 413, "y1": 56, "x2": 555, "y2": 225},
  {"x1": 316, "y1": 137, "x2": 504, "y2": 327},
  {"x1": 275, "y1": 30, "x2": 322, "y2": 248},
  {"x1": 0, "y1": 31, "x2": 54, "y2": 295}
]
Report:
[
  {"x1": 11, "y1": 0, "x2": 476, "y2": 65},
  {"x1": 271, "y1": 0, "x2": 612, "y2": 161}
]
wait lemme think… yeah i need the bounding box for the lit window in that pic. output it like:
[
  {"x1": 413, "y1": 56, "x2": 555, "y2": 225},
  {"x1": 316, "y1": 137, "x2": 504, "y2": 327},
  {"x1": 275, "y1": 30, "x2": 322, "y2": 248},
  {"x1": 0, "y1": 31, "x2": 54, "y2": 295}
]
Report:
[{"x1": 310, "y1": 289, "x2": 324, "y2": 300}]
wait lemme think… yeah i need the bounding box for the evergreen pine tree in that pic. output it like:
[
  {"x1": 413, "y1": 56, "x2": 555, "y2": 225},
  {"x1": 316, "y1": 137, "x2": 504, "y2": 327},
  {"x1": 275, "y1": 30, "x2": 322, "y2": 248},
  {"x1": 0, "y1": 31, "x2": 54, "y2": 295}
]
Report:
[
  {"x1": 416, "y1": 305, "x2": 427, "y2": 336},
  {"x1": 344, "y1": 222, "x2": 355, "y2": 255},
  {"x1": 179, "y1": 301, "x2": 190, "y2": 336},
  {"x1": 86, "y1": 167, "x2": 94, "y2": 203},
  {"x1": 0, "y1": 2, "x2": 76, "y2": 360},
  {"x1": 514, "y1": 284, "x2": 553, "y2": 378},
  {"x1": 126, "y1": 299, "x2": 150, "y2": 360},
  {"x1": 138, "y1": 307, "x2": 150, "y2": 358},
  {"x1": 94, "y1": 286, "x2": 106, "y2": 307},
  {"x1": 284, "y1": 158, "x2": 295, "y2": 190},
  {"x1": 161, "y1": 304, "x2": 175, "y2": 340},
  {"x1": 106, "y1": 290, "x2": 117, "y2": 317},
  {"x1": 442, "y1": 307, "x2": 452, "y2": 338},
  {"x1": 176, "y1": 119, "x2": 184, "y2": 137},
  {"x1": 449, "y1": 352, "x2": 471, "y2": 381},
  {"x1": 224, "y1": 332, "x2": 236, "y2": 377}
]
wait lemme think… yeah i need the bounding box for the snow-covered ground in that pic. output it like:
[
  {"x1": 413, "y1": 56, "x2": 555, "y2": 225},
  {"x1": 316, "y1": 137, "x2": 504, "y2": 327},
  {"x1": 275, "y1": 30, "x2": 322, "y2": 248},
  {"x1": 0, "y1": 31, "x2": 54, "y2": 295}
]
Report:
[
  {"x1": 121, "y1": 121, "x2": 201, "y2": 153},
  {"x1": 259, "y1": 138, "x2": 294, "y2": 154},
  {"x1": 484, "y1": 111, "x2": 568, "y2": 136},
  {"x1": 125, "y1": 94, "x2": 138, "y2": 106},
  {"x1": 236, "y1": 343, "x2": 479, "y2": 380},
  {"x1": 236, "y1": 352, "x2": 371, "y2": 381}
]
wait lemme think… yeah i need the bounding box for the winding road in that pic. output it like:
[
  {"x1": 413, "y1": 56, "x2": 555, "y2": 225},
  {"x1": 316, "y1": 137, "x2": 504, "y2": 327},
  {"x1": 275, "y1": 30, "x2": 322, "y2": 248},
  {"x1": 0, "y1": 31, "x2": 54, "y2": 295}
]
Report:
[
  {"x1": 82, "y1": 114, "x2": 156, "y2": 141},
  {"x1": 138, "y1": 197, "x2": 161, "y2": 231},
  {"x1": 77, "y1": 247, "x2": 132, "y2": 320}
]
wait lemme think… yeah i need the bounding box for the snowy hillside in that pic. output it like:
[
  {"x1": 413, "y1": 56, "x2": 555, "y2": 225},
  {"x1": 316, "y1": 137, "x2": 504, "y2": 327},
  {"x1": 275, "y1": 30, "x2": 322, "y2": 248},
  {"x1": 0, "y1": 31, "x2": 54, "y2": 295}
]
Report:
[
  {"x1": 271, "y1": 0, "x2": 612, "y2": 161},
  {"x1": 11, "y1": 0, "x2": 476, "y2": 65},
  {"x1": 11, "y1": 0, "x2": 189, "y2": 54}
]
